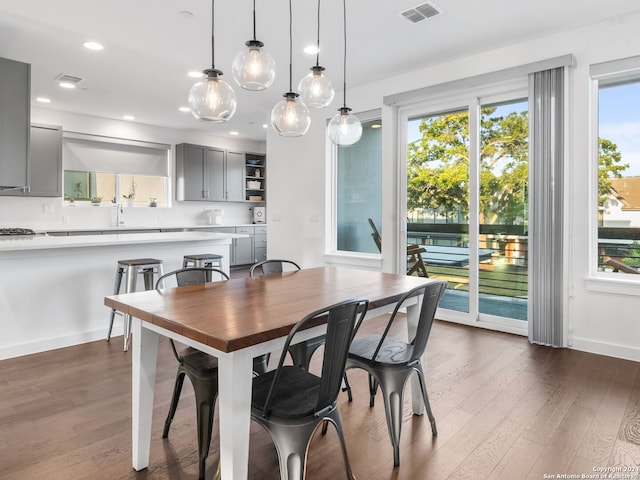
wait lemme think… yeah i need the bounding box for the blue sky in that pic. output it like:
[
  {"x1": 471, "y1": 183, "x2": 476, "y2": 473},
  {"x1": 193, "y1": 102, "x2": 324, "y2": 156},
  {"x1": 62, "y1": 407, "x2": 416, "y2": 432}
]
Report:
[{"x1": 599, "y1": 82, "x2": 640, "y2": 176}]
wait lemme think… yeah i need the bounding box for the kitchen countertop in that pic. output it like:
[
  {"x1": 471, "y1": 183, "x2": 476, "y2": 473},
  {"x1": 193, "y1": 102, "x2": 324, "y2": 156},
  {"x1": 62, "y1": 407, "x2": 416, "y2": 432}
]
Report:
[
  {"x1": 39, "y1": 224, "x2": 267, "y2": 234},
  {"x1": 0, "y1": 230, "x2": 247, "y2": 252}
]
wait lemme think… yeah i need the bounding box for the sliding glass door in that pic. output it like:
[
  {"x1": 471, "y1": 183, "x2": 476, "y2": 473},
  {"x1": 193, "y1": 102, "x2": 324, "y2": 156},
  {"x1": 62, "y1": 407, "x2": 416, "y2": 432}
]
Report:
[{"x1": 405, "y1": 95, "x2": 529, "y2": 329}]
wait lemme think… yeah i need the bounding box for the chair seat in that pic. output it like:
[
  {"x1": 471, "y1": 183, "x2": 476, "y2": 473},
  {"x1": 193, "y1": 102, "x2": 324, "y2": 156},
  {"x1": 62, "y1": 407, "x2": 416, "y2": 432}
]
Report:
[
  {"x1": 180, "y1": 347, "x2": 219, "y2": 373},
  {"x1": 349, "y1": 334, "x2": 416, "y2": 365},
  {"x1": 252, "y1": 366, "x2": 321, "y2": 418}
]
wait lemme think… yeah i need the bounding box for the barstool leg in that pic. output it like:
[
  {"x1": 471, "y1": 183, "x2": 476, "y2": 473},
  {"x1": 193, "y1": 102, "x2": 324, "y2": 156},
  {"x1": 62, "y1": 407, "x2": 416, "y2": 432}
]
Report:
[
  {"x1": 123, "y1": 266, "x2": 138, "y2": 352},
  {"x1": 107, "y1": 266, "x2": 124, "y2": 342}
]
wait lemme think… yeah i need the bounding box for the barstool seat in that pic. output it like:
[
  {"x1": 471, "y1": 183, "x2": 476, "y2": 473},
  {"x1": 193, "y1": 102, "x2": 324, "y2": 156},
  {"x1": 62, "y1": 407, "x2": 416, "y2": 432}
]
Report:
[
  {"x1": 107, "y1": 258, "x2": 164, "y2": 351},
  {"x1": 183, "y1": 253, "x2": 223, "y2": 269}
]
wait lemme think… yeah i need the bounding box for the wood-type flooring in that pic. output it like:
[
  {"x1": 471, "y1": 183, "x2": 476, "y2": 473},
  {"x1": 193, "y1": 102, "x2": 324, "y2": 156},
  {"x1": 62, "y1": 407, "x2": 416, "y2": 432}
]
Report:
[{"x1": 1, "y1": 309, "x2": 639, "y2": 479}]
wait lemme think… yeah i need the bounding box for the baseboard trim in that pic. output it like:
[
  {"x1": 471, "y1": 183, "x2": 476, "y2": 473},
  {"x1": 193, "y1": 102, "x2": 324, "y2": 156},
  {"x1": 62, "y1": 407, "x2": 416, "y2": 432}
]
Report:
[
  {"x1": 0, "y1": 327, "x2": 121, "y2": 361},
  {"x1": 569, "y1": 337, "x2": 640, "y2": 362}
]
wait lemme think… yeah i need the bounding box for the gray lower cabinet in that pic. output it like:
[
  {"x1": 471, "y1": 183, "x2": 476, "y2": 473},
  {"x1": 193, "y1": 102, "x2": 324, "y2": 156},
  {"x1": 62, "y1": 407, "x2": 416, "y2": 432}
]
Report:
[
  {"x1": 201, "y1": 226, "x2": 267, "y2": 266},
  {"x1": 254, "y1": 225, "x2": 267, "y2": 263},
  {"x1": 0, "y1": 57, "x2": 30, "y2": 192},
  {"x1": 234, "y1": 226, "x2": 255, "y2": 265}
]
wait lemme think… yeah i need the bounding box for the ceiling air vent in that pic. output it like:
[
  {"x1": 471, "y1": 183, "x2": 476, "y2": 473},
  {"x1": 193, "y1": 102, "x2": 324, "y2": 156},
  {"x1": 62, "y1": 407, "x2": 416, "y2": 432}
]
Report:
[
  {"x1": 400, "y1": 2, "x2": 441, "y2": 24},
  {"x1": 55, "y1": 73, "x2": 84, "y2": 85}
]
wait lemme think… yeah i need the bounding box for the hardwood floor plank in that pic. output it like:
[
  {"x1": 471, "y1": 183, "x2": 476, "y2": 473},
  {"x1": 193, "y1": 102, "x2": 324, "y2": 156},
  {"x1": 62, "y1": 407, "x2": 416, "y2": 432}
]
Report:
[{"x1": 1, "y1": 317, "x2": 639, "y2": 480}]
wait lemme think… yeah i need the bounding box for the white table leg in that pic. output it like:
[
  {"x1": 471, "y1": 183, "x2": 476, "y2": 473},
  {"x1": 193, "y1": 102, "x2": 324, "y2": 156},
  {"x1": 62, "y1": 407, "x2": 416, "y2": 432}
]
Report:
[
  {"x1": 131, "y1": 317, "x2": 159, "y2": 471},
  {"x1": 217, "y1": 351, "x2": 253, "y2": 480},
  {"x1": 406, "y1": 298, "x2": 425, "y2": 415}
]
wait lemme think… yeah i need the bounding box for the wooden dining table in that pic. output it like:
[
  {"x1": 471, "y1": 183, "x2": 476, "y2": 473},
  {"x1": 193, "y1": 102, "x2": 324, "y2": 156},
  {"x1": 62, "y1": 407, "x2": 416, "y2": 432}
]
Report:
[{"x1": 104, "y1": 266, "x2": 436, "y2": 480}]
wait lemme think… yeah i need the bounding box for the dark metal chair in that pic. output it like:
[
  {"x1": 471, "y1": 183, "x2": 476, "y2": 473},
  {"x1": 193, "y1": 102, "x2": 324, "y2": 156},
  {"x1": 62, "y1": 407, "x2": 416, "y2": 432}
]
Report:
[
  {"x1": 155, "y1": 267, "x2": 267, "y2": 480},
  {"x1": 251, "y1": 297, "x2": 369, "y2": 480},
  {"x1": 250, "y1": 259, "x2": 324, "y2": 371},
  {"x1": 344, "y1": 280, "x2": 446, "y2": 467}
]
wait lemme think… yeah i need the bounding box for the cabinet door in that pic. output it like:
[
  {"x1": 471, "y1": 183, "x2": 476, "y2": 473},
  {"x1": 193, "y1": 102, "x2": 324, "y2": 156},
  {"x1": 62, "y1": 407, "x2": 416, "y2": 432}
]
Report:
[
  {"x1": 204, "y1": 148, "x2": 225, "y2": 201},
  {"x1": 233, "y1": 226, "x2": 254, "y2": 265},
  {"x1": 226, "y1": 151, "x2": 245, "y2": 201},
  {"x1": 27, "y1": 124, "x2": 62, "y2": 197},
  {"x1": 178, "y1": 144, "x2": 206, "y2": 201},
  {"x1": 0, "y1": 57, "x2": 30, "y2": 192}
]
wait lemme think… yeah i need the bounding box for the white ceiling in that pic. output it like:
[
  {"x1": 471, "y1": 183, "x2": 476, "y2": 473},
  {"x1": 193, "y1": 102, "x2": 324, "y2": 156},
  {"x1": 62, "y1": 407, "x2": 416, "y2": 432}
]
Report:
[{"x1": 1, "y1": 0, "x2": 639, "y2": 141}]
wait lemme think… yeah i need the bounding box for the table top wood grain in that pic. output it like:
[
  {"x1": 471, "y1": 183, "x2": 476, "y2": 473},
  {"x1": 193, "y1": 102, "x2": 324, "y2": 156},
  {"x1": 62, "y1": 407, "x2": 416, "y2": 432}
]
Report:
[{"x1": 104, "y1": 266, "x2": 432, "y2": 352}]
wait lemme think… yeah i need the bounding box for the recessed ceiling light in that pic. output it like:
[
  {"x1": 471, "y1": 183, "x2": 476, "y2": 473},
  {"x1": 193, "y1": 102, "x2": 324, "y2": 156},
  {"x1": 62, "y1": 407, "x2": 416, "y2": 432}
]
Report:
[
  {"x1": 188, "y1": 71, "x2": 204, "y2": 78},
  {"x1": 179, "y1": 106, "x2": 190, "y2": 112},
  {"x1": 36, "y1": 97, "x2": 51, "y2": 103},
  {"x1": 123, "y1": 115, "x2": 135, "y2": 121},
  {"x1": 262, "y1": 124, "x2": 268, "y2": 129},
  {"x1": 59, "y1": 82, "x2": 76, "y2": 89},
  {"x1": 304, "y1": 45, "x2": 318, "y2": 55},
  {"x1": 230, "y1": 131, "x2": 239, "y2": 136},
  {"x1": 371, "y1": 124, "x2": 382, "y2": 129},
  {"x1": 83, "y1": 41, "x2": 104, "y2": 51}
]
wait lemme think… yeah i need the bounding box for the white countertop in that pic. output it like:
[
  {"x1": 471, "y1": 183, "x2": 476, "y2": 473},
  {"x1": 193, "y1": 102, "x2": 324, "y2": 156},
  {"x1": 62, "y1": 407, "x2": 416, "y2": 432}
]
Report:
[{"x1": 0, "y1": 231, "x2": 246, "y2": 252}]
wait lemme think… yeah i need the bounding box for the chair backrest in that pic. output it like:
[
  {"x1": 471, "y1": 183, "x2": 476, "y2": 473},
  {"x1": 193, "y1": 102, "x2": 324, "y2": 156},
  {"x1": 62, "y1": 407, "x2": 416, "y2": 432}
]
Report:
[
  {"x1": 249, "y1": 259, "x2": 301, "y2": 277},
  {"x1": 371, "y1": 280, "x2": 446, "y2": 365},
  {"x1": 263, "y1": 298, "x2": 369, "y2": 417},
  {"x1": 155, "y1": 267, "x2": 229, "y2": 288},
  {"x1": 368, "y1": 218, "x2": 382, "y2": 252}
]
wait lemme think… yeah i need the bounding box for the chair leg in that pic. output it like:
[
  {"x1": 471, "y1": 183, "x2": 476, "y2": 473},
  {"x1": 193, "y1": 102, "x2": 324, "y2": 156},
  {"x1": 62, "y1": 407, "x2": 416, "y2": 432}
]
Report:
[
  {"x1": 107, "y1": 267, "x2": 123, "y2": 341},
  {"x1": 342, "y1": 372, "x2": 353, "y2": 402},
  {"x1": 191, "y1": 375, "x2": 218, "y2": 480},
  {"x1": 376, "y1": 372, "x2": 408, "y2": 467},
  {"x1": 253, "y1": 418, "x2": 316, "y2": 480},
  {"x1": 415, "y1": 365, "x2": 437, "y2": 435},
  {"x1": 163, "y1": 371, "x2": 186, "y2": 438},
  {"x1": 324, "y1": 410, "x2": 356, "y2": 480},
  {"x1": 368, "y1": 374, "x2": 379, "y2": 408}
]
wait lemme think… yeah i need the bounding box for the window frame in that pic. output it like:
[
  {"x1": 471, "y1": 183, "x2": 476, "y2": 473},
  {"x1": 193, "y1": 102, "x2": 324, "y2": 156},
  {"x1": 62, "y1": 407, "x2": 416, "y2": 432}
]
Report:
[
  {"x1": 589, "y1": 55, "x2": 640, "y2": 290},
  {"x1": 325, "y1": 109, "x2": 383, "y2": 266}
]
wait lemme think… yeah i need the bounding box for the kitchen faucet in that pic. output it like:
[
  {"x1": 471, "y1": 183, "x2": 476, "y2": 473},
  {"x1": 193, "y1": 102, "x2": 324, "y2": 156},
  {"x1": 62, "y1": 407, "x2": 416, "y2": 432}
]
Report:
[{"x1": 115, "y1": 203, "x2": 125, "y2": 226}]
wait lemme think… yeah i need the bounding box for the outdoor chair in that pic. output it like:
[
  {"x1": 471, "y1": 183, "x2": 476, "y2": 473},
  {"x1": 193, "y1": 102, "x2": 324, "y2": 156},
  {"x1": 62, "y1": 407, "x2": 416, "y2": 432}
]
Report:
[{"x1": 368, "y1": 218, "x2": 429, "y2": 277}]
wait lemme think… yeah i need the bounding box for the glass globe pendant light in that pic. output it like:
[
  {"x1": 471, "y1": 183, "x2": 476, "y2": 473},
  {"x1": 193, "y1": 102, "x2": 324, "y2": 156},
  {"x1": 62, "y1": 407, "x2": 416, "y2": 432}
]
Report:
[
  {"x1": 188, "y1": 0, "x2": 237, "y2": 123},
  {"x1": 231, "y1": 0, "x2": 276, "y2": 90},
  {"x1": 271, "y1": 0, "x2": 310, "y2": 137},
  {"x1": 327, "y1": 0, "x2": 362, "y2": 145},
  {"x1": 298, "y1": 0, "x2": 334, "y2": 108}
]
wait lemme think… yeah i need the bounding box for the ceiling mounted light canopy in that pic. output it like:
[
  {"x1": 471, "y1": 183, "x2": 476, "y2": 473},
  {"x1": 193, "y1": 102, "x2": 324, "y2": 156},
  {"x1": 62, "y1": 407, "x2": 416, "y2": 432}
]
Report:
[
  {"x1": 232, "y1": 0, "x2": 276, "y2": 91},
  {"x1": 327, "y1": 0, "x2": 362, "y2": 145},
  {"x1": 298, "y1": 0, "x2": 334, "y2": 108},
  {"x1": 271, "y1": 0, "x2": 310, "y2": 137},
  {"x1": 188, "y1": 0, "x2": 237, "y2": 123}
]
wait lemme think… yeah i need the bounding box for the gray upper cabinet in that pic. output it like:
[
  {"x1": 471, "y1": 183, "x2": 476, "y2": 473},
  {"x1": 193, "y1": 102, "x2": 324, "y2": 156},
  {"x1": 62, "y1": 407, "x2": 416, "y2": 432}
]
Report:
[
  {"x1": 176, "y1": 143, "x2": 263, "y2": 203},
  {"x1": 27, "y1": 124, "x2": 62, "y2": 197},
  {"x1": 226, "y1": 151, "x2": 245, "y2": 202},
  {"x1": 0, "y1": 57, "x2": 30, "y2": 192},
  {"x1": 176, "y1": 143, "x2": 225, "y2": 201}
]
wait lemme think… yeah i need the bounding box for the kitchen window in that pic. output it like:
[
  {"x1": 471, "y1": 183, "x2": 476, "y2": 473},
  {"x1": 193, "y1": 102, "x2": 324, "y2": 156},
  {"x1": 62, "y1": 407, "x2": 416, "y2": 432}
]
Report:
[
  {"x1": 590, "y1": 56, "x2": 640, "y2": 279},
  {"x1": 62, "y1": 132, "x2": 170, "y2": 206}
]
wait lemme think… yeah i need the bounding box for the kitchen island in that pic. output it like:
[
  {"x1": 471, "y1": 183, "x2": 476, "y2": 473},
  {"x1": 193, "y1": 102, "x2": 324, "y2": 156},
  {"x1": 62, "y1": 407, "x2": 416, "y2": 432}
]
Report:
[{"x1": 0, "y1": 230, "x2": 245, "y2": 359}]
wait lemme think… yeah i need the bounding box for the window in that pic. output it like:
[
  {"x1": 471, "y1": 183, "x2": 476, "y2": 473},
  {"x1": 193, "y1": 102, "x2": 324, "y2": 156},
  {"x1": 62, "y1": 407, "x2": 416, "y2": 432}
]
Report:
[
  {"x1": 62, "y1": 133, "x2": 170, "y2": 206},
  {"x1": 591, "y1": 56, "x2": 640, "y2": 276},
  {"x1": 333, "y1": 113, "x2": 382, "y2": 254}
]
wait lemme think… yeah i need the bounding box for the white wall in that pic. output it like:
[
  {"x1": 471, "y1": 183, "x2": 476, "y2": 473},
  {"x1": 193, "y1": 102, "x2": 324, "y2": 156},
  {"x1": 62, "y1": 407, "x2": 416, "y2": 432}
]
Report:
[
  {"x1": 266, "y1": 11, "x2": 640, "y2": 361},
  {"x1": 0, "y1": 107, "x2": 266, "y2": 230}
]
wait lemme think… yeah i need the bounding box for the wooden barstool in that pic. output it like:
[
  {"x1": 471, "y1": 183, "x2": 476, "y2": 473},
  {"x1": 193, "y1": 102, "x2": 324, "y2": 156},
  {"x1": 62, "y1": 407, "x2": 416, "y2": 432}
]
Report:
[{"x1": 107, "y1": 258, "x2": 164, "y2": 351}]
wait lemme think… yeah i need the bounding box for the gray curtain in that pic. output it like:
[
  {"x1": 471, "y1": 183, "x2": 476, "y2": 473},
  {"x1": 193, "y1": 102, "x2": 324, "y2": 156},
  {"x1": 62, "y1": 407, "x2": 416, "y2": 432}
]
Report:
[{"x1": 528, "y1": 67, "x2": 565, "y2": 347}]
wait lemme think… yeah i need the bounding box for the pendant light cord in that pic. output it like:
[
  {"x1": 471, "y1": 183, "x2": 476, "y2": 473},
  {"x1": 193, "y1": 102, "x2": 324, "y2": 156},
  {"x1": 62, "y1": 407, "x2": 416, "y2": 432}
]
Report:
[
  {"x1": 252, "y1": 0, "x2": 257, "y2": 41},
  {"x1": 342, "y1": 0, "x2": 347, "y2": 108},
  {"x1": 210, "y1": 0, "x2": 216, "y2": 69},
  {"x1": 315, "y1": 0, "x2": 321, "y2": 67},
  {"x1": 288, "y1": 0, "x2": 293, "y2": 92}
]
